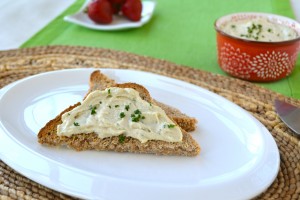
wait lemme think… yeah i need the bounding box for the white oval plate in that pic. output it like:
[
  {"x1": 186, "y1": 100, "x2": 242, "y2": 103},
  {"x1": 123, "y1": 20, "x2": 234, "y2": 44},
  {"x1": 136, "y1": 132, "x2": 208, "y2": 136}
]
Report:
[
  {"x1": 64, "y1": 0, "x2": 156, "y2": 31},
  {"x1": 0, "y1": 68, "x2": 279, "y2": 200}
]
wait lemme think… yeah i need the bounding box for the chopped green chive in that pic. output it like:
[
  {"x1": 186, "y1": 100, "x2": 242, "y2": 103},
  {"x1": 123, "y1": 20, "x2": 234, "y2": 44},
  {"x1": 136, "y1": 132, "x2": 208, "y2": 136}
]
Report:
[
  {"x1": 89, "y1": 105, "x2": 97, "y2": 115},
  {"x1": 164, "y1": 124, "x2": 175, "y2": 128},
  {"x1": 125, "y1": 105, "x2": 130, "y2": 111},
  {"x1": 107, "y1": 89, "x2": 112, "y2": 97},
  {"x1": 74, "y1": 122, "x2": 80, "y2": 126},
  {"x1": 115, "y1": 105, "x2": 119, "y2": 108},
  {"x1": 168, "y1": 124, "x2": 175, "y2": 128},
  {"x1": 131, "y1": 117, "x2": 139, "y2": 122},
  {"x1": 120, "y1": 112, "x2": 125, "y2": 118},
  {"x1": 240, "y1": 23, "x2": 263, "y2": 40},
  {"x1": 134, "y1": 109, "x2": 141, "y2": 115},
  {"x1": 118, "y1": 134, "x2": 126, "y2": 143},
  {"x1": 247, "y1": 27, "x2": 253, "y2": 34},
  {"x1": 131, "y1": 109, "x2": 145, "y2": 122}
]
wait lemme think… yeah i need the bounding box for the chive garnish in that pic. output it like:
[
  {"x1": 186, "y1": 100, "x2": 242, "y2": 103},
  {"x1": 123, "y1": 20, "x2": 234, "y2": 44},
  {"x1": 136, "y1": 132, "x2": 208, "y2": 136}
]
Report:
[
  {"x1": 164, "y1": 124, "x2": 175, "y2": 128},
  {"x1": 240, "y1": 23, "x2": 263, "y2": 40},
  {"x1": 134, "y1": 109, "x2": 141, "y2": 115},
  {"x1": 131, "y1": 109, "x2": 145, "y2": 122},
  {"x1": 120, "y1": 112, "x2": 125, "y2": 118},
  {"x1": 118, "y1": 134, "x2": 126, "y2": 143},
  {"x1": 107, "y1": 89, "x2": 112, "y2": 97},
  {"x1": 74, "y1": 122, "x2": 80, "y2": 126},
  {"x1": 89, "y1": 105, "x2": 97, "y2": 115},
  {"x1": 131, "y1": 117, "x2": 139, "y2": 122},
  {"x1": 168, "y1": 124, "x2": 175, "y2": 128}
]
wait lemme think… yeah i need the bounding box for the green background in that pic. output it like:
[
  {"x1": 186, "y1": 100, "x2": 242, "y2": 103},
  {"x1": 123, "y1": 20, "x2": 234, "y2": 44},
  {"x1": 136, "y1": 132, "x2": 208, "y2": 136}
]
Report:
[{"x1": 21, "y1": 0, "x2": 300, "y2": 99}]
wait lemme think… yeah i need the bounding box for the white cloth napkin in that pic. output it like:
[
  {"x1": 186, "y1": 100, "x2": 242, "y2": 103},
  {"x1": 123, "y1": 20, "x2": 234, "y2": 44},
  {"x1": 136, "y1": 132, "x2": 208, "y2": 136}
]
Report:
[{"x1": 0, "y1": 0, "x2": 75, "y2": 50}]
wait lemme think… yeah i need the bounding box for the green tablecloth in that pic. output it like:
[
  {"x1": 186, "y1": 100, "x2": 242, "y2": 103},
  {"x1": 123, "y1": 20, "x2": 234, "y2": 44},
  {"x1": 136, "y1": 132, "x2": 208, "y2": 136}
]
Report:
[{"x1": 21, "y1": 0, "x2": 300, "y2": 99}]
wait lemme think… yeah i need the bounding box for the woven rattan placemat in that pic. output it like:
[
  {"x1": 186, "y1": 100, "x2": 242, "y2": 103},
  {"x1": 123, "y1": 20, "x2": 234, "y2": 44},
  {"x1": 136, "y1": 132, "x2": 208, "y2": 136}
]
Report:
[{"x1": 0, "y1": 46, "x2": 299, "y2": 200}]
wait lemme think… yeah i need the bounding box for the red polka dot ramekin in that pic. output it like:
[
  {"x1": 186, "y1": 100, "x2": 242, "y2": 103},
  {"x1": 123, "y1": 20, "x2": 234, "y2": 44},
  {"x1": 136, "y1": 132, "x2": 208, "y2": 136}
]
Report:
[{"x1": 215, "y1": 12, "x2": 300, "y2": 82}]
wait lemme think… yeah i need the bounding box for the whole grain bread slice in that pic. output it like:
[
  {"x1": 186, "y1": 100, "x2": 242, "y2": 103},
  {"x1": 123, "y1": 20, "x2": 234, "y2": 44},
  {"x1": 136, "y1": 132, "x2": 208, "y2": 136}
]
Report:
[
  {"x1": 38, "y1": 83, "x2": 200, "y2": 156},
  {"x1": 88, "y1": 70, "x2": 197, "y2": 132}
]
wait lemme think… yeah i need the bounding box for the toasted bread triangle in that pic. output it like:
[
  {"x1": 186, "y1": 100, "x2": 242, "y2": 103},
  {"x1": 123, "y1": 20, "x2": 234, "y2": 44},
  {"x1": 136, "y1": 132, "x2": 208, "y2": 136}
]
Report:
[{"x1": 38, "y1": 82, "x2": 200, "y2": 156}]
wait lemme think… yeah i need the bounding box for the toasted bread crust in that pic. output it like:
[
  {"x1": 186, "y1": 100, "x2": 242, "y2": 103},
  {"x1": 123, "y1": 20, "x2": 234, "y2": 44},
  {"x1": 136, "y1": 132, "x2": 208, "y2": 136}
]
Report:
[
  {"x1": 38, "y1": 82, "x2": 200, "y2": 156},
  {"x1": 154, "y1": 100, "x2": 197, "y2": 132},
  {"x1": 89, "y1": 70, "x2": 116, "y2": 91}
]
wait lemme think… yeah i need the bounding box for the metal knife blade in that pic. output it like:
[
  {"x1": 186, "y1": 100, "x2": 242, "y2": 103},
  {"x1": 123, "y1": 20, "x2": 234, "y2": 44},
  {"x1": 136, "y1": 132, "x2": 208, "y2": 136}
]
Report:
[{"x1": 274, "y1": 99, "x2": 300, "y2": 135}]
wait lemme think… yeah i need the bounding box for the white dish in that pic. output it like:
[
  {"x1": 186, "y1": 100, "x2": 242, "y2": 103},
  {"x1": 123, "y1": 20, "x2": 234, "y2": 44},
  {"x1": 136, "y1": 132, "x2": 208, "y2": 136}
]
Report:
[
  {"x1": 64, "y1": 0, "x2": 156, "y2": 31},
  {"x1": 0, "y1": 68, "x2": 279, "y2": 200}
]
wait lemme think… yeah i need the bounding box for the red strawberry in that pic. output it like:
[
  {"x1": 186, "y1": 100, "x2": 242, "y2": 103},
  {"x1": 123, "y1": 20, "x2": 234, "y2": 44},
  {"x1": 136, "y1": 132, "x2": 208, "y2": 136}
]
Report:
[
  {"x1": 121, "y1": 0, "x2": 142, "y2": 21},
  {"x1": 109, "y1": 0, "x2": 125, "y2": 14},
  {"x1": 88, "y1": 0, "x2": 113, "y2": 24}
]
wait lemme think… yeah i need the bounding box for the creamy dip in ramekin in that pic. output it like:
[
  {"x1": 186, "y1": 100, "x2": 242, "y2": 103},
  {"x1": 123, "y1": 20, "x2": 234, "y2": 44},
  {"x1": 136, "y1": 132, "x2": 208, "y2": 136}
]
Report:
[
  {"x1": 219, "y1": 17, "x2": 298, "y2": 42},
  {"x1": 214, "y1": 12, "x2": 300, "y2": 82}
]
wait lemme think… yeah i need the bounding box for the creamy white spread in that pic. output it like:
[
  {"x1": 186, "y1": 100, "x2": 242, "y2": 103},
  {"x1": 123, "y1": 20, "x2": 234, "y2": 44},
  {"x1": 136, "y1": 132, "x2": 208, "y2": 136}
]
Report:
[
  {"x1": 57, "y1": 87, "x2": 183, "y2": 143},
  {"x1": 220, "y1": 17, "x2": 298, "y2": 42}
]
